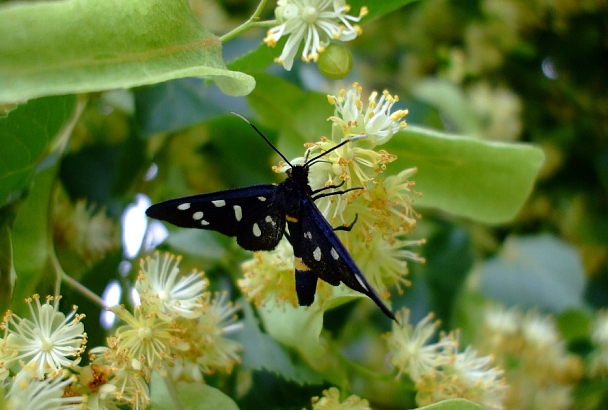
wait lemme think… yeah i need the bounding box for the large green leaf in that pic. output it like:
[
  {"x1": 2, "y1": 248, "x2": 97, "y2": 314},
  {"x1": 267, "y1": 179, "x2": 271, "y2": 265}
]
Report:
[
  {"x1": 238, "y1": 301, "x2": 323, "y2": 385},
  {"x1": 258, "y1": 287, "x2": 368, "y2": 359},
  {"x1": 350, "y1": 0, "x2": 419, "y2": 21},
  {"x1": 10, "y1": 164, "x2": 58, "y2": 316},
  {"x1": 416, "y1": 399, "x2": 484, "y2": 410},
  {"x1": 0, "y1": 0, "x2": 254, "y2": 103},
  {"x1": 478, "y1": 234, "x2": 585, "y2": 311},
  {"x1": 386, "y1": 126, "x2": 545, "y2": 224},
  {"x1": 247, "y1": 73, "x2": 334, "y2": 158},
  {"x1": 411, "y1": 79, "x2": 482, "y2": 136},
  {"x1": 150, "y1": 372, "x2": 240, "y2": 410},
  {"x1": 0, "y1": 96, "x2": 78, "y2": 207},
  {"x1": 0, "y1": 218, "x2": 15, "y2": 315}
]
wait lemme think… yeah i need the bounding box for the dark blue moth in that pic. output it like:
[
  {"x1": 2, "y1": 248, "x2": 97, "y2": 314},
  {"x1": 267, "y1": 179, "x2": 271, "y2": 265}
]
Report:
[{"x1": 146, "y1": 114, "x2": 396, "y2": 321}]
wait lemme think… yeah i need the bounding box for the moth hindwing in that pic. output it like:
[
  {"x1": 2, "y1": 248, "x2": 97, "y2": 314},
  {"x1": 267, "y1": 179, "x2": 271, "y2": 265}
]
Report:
[{"x1": 146, "y1": 115, "x2": 396, "y2": 321}]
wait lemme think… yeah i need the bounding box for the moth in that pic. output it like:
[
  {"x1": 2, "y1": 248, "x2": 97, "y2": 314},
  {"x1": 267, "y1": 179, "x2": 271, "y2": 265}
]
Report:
[{"x1": 146, "y1": 114, "x2": 396, "y2": 321}]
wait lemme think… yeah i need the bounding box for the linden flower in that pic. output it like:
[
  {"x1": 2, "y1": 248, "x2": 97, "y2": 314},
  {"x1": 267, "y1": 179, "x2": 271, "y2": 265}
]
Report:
[
  {"x1": 173, "y1": 292, "x2": 242, "y2": 381},
  {"x1": 264, "y1": 0, "x2": 368, "y2": 70},
  {"x1": 328, "y1": 82, "x2": 408, "y2": 144},
  {"x1": 311, "y1": 386, "x2": 370, "y2": 410},
  {"x1": 88, "y1": 346, "x2": 151, "y2": 410},
  {"x1": 416, "y1": 346, "x2": 507, "y2": 410},
  {"x1": 239, "y1": 239, "x2": 299, "y2": 308},
  {"x1": 54, "y1": 199, "x2": 117, "y2": 264},
  {"x1": 136, "y1": 252, "x2": 207, "y2": 320},
  {"x1": 386, "y1": 308, "x2": 456, "y2": 382},
  {"x1": 6, "y1": 366, "x2": 84, "y2": 410},
  {"x1": 240, "y1": 240, "x2": 336, "y2": 311},
  {"x1": 349, "y1": 233, "x2": 424, "y2": 298},
  {"x1": 296, "y1": 83, "x2": 410, "y2": 225},
  {"x1": 110, "y1": 305, "x2": 188, "y2": 372},
  {"x1": 2, "y1": 295, "x2": 86, "y2": 380},
  {"x1": 475, "y1": 305, "x2": 583, "y2": 409}
]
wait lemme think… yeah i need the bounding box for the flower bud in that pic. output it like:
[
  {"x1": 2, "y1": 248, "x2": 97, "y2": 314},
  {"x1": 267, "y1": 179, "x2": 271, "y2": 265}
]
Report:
[{"x1": 317, "y1": 43, "x2": 353, "y2": 79}]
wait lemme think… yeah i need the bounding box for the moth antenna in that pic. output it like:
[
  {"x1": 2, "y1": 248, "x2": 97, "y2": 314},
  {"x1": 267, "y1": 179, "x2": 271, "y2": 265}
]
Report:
[
  {"x1": 305, "y1": 134, "x2": 367, "y2": 167},
  {"x1": 231, "y1": 112, "x2": 293, "y2": 167}
]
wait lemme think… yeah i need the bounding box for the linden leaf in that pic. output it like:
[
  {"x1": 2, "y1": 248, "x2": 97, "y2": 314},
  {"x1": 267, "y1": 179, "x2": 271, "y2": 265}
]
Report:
[
  {"x1": 415, "y1": 398, "x2": 484, "y2": 410},
  {"x1": 349, "y1": 0, "x2": 420, "y2": 21},
  {"x1": 0, "y1": 0, "x2": 254, "y2": 103},
  {"x1": 478, "y1": 234, "x2": 585, "y2": 311},
  {"x1": 386, "y1": 126, "x2": 545, "y2": 224},
  {"x1": 150, "y1": 373, "x2": 239, "y2": 410},
  {"x1": 258, "y1": 298, "x2": 326, "y2": 358},
  {"x1": 0, "y1": 220, "x2": 15, "y2": 315},
  {"x1": 0, "y1": 96, "x2": 78, "y2": 207},
  {"x1": 247, "y1": 73, "x2": 331, "y2": 158},
  {"x1": 10, "y1": 165, "x2": 59, "y2": 316},
  {"x1": 257, "y1": 288, "x2": 374, "y2": 360},
  {"x1": 239, "y1": 301, "x2": 323, "y2": 385}
]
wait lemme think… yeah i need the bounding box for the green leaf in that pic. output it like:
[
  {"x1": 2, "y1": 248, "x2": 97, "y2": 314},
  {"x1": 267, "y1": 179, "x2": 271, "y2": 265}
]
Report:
[
  {"x1": 415, "y1": 398, "x2": 484, "y2": 410},
  {"x1": 10, "y1": 164, "x2": 58, "y2": 315},
  {"x1": 0, "y1": 0, "x2": 254, "y2": 103},
  {"x1": 164, "y1": 230, "x2": 227, "y2": 260},
  {"x1": 247, "y1": 73, "x2": 333, "y2": 158},
  {"x1": 478, "y1": 234, "x2": 585, "y2": 312},
  {"x1": 238, "y1": 301, "x2": 323, "y2": 385},
  {"x1": 227, "y1": 40, "x2": 279, "y2": 73},
  {"x1": 134, "y1": 79, "x2": 243, "y2": 135},
  {"x1": 150, "y1": 372, "x2": 240, "y2": 410},
  {"x1": 386, "y1": 125, "x2": 545, "y2": 224},
  {"x1": 258, "y1": 288, "x2": 368, "y2": 359},
  {"x1": 411, "y1": 78, "x2": 482, "y2": 135},
  {"x1": 349, "y1": 0, "x2": 419, "y2": 21},
  {"x1": 0, "y1": 218, "x2": 15, "y2": 315},
  {"x1": 258, "y1": 299, "x2": 326, "y2": 359},
  {"x1": 556, "y1": 309, "x2": 592, "y2": 344},
  {"x1": 0, "y1": 95, "x2": 77, "y2": 207}
]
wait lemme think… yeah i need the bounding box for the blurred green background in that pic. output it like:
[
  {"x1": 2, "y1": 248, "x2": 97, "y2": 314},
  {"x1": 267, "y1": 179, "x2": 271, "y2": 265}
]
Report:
[{"x1": 1, "y1": 0, "x2": 607, "y2": 408}]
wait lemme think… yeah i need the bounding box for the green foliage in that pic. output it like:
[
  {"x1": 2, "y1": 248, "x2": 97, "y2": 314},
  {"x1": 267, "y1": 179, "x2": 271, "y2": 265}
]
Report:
[
  {"x1": 388, "y1": 125, "x2": 545, "y2": 223},
  {"x1": 417, "y1": 399, "x2": 484, "y2": 410},
  {"x1": 151, "y1": 372, "x2": 240, "y2": 410},
  {"x1": 0, "y1": 96, "x2": 77, "y2": 205},
  {"x1": 1, "y1": 0, "x2": 606, "y2": 409},
  {"x1": 478, "y1": 234, "x2": 586, "y2": 310},
  {"x1": 0, "y1": 0, "x2": 254, "y2": 103}
]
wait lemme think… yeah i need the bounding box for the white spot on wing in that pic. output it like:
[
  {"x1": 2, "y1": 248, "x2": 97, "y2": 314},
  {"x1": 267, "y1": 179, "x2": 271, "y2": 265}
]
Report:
[
  {"x1": 354, "y1": 274, "x2": 369, "y2": 291},
  {"x1": 330, "y1": 248, "x2": 339, "y2": 260},
  {"x1": 192, "y1": 211, "x2": 204, "y2": 220},
  {"x1": 201, "y1": 220, "x2": 210, "y2": 226},
  {"x1": 313, "y1": 247, "x2": 322, "y2": 261},
  {"x1": 265, "y1": 215, "x2": 276, "y2": 226},
  {"x1": 177, "y1": 203, "x2": 190, "y2": 210},
  {"x1": 253, "y1": 223, "x2": 261, "y2": 237},
  {"x1": 212, "y1": 200, "x2": 226, "y2": 207},
  {"x1": 304, "y1": 231, "x2": 312, "y2": 239},
  {"x1": 258, "y1": 197, "x2": 266, "y2": 202},
  {"x1": 233, "y1": 205, "x2": 243, "y2": 221}
]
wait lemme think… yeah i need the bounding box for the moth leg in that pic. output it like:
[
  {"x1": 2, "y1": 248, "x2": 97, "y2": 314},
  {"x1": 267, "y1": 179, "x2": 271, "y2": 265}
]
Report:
[
  {"x1": 333, "y1": 213, "x2": 358, "y2": 232},
  {"x1": 312, "y1": 186, "x2": 363, "y2": 201},
  {"x1": 284, "y1": 231, "x2": 293, "y2": 245},
  {"x1": 311, "y1": 180, "x2": 346, "y2": 195}
]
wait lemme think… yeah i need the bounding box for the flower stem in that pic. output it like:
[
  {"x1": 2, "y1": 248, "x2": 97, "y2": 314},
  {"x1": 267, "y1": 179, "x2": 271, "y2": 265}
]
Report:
[
  {"x1": 61, "y1": 271, "x2": 107, "y2": 309},
  {"x1": 219, "y1": 0, "x2": 276, "y2": 43}
]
